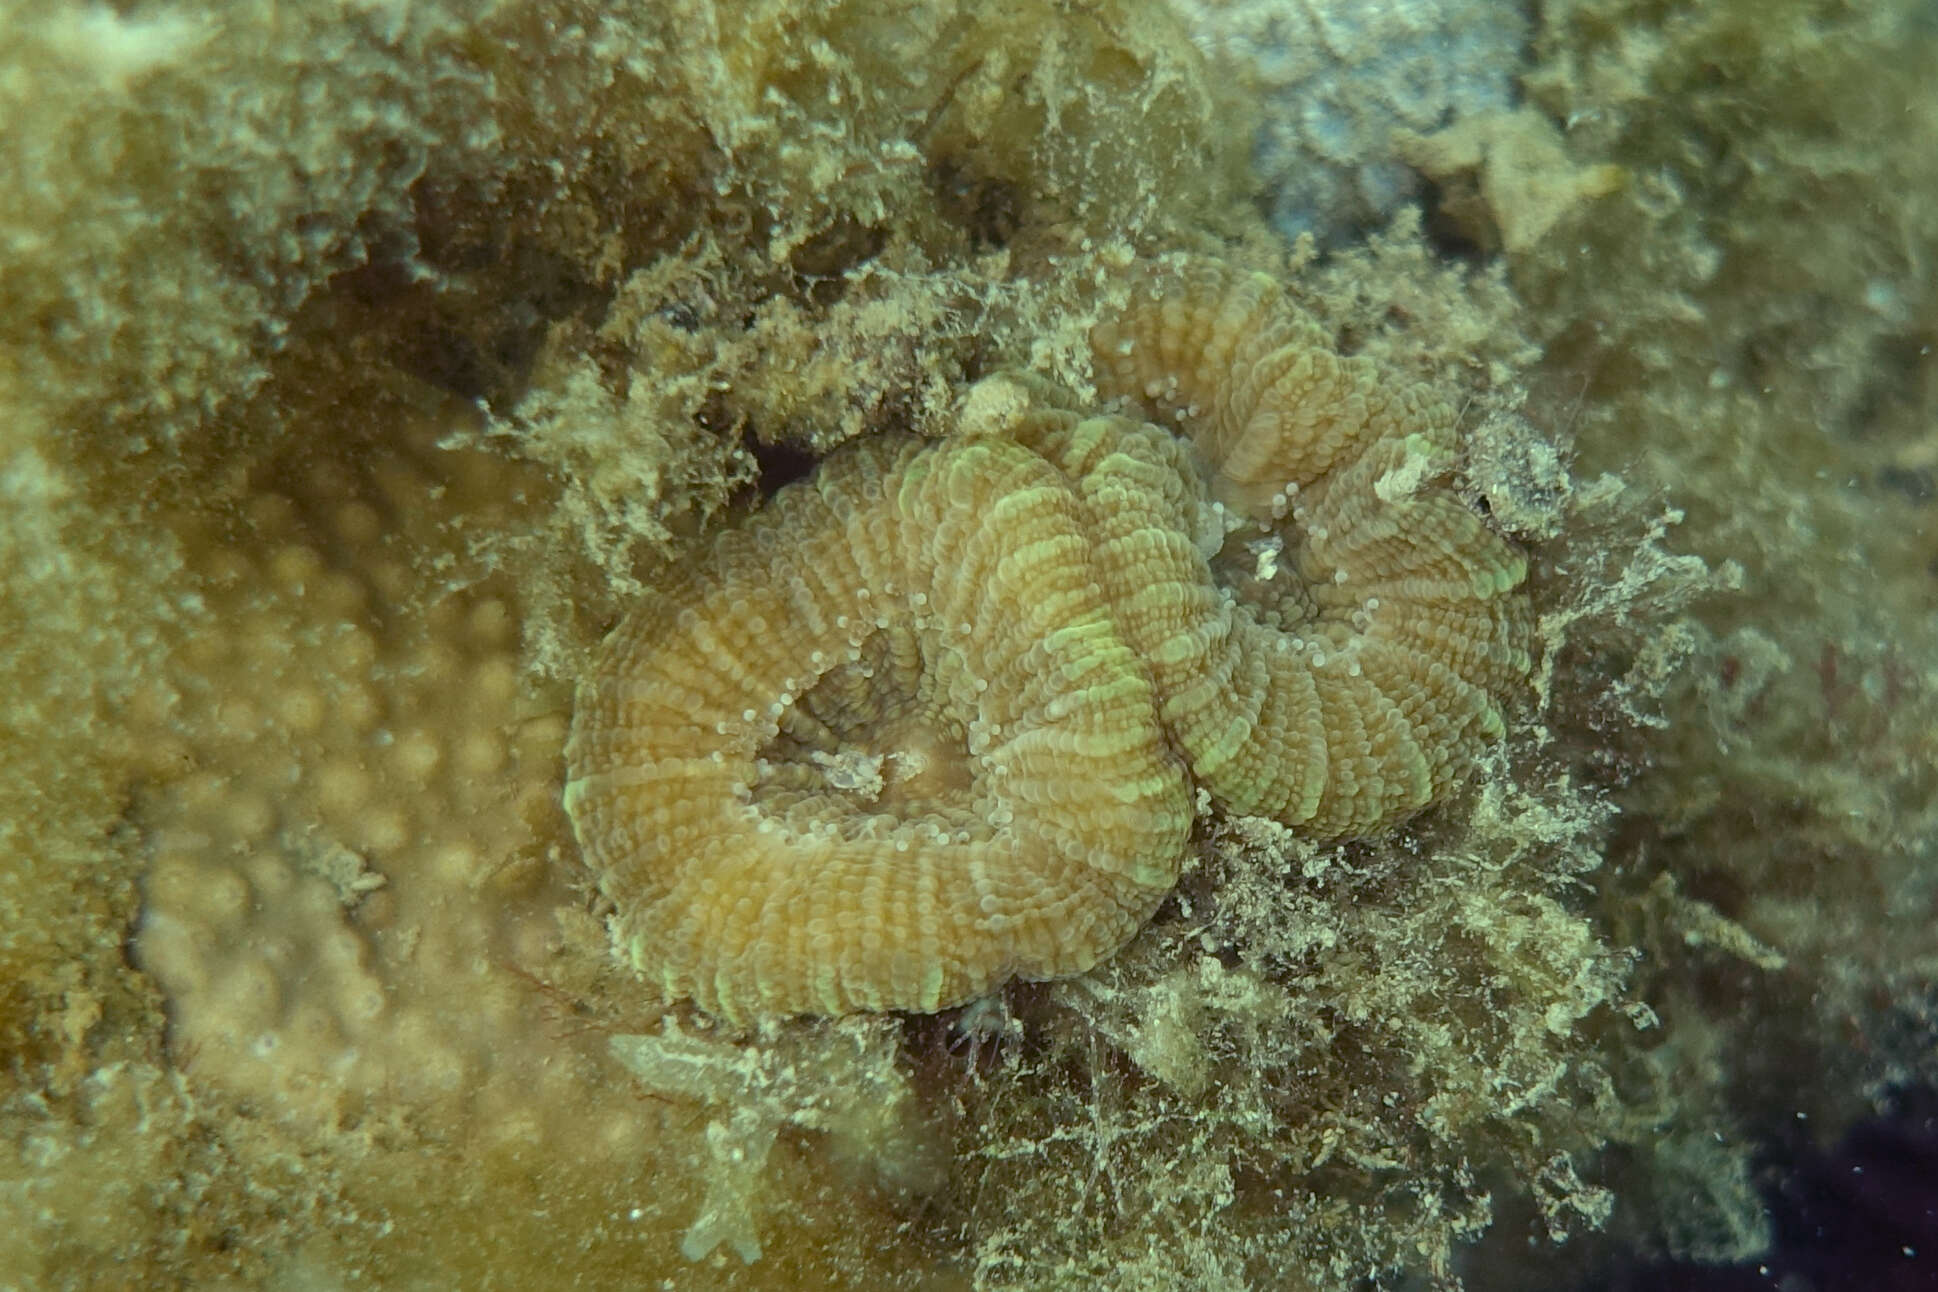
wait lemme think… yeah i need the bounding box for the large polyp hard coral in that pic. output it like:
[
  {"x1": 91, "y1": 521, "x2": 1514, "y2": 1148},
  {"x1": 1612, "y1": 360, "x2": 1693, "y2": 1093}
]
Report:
[
  {"x1": 1084, "y1": 260, "x2": 1533, "y2": 836},
  {"x1": 565, "y1": 257, "x2": 1534, "y2": 1020},
  {"x1": 564, "y1": 435, "x2": 1193, "y2": 1022}
]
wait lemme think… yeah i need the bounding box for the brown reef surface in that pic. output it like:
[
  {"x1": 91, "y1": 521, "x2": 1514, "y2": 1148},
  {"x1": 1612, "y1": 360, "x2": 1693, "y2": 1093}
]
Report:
[{"x1": 1, "y1": 1, "x2": 1933, "y2": 1290}]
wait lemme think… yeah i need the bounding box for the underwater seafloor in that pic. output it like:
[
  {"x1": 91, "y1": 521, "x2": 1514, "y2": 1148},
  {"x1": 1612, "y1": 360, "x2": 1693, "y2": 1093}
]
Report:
[{"x1": 2, "y1": 1, "x2": 1934, "y2": 1289}]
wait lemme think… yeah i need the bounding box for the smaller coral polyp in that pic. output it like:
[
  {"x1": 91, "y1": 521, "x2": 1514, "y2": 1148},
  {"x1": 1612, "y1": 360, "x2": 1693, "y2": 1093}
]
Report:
[
  {"x1": 564, "y1": 258, "x2": 1534, "y2": 1021},
  {"x1": 1082, "y1": 260, "x2": 1533, "y2": 835}
]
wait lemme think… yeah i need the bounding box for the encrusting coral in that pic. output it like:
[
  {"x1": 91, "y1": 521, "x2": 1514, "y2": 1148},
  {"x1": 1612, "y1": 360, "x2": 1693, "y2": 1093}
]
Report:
[{"x1": 565, "y1": 256, "x2": 1534, "y2": 1019}]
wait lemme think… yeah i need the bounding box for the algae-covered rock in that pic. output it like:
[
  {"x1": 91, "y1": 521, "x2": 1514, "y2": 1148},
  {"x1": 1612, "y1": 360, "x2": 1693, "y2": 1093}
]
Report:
[{"x1": 3, "y1": 0, "x2": 1933, "y2": 1289}]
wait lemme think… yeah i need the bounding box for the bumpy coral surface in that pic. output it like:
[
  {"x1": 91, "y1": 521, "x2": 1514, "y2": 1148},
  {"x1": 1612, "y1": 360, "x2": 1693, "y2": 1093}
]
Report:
[
  {"x1": 129, "y1": 423, "x2": 659, "y2": 1160},
  {"x1": 565, "y1": 436, "x2": 1193, "y2": 1021},
  {"x1": 566, "y1": 257, "x2": 1533, "y2": 1019}
]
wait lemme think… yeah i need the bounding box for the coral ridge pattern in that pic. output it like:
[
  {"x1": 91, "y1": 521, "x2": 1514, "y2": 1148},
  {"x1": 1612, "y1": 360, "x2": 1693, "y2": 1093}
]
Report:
[{"x1": 565, "y1": 259, "x2": 1533, "y2": 1020}]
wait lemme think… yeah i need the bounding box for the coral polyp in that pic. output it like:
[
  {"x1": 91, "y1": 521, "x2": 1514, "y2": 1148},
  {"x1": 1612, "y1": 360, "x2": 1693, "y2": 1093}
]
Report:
[
  {"x1": 564, "y1": 434, "x2": 1193, "y2": 1021},
  {"x1": 565, "y1": 258, "x2": 1534, "y2": 1020},
  {"x1": 1084, "y1": 260, "x2": 1533, "y2": 834}
]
